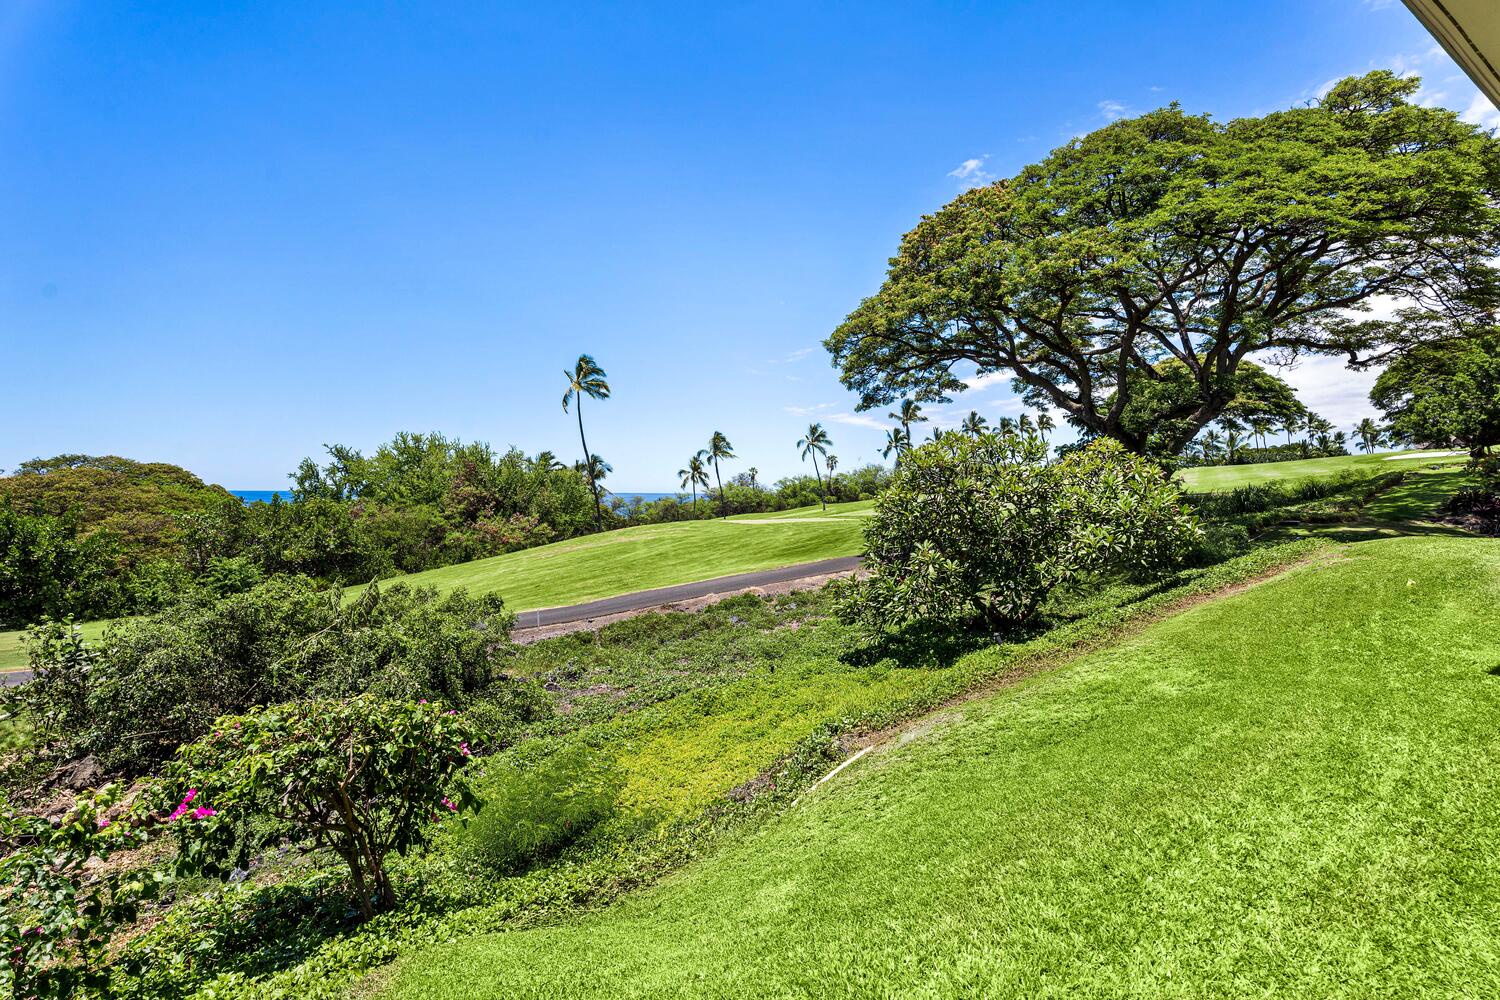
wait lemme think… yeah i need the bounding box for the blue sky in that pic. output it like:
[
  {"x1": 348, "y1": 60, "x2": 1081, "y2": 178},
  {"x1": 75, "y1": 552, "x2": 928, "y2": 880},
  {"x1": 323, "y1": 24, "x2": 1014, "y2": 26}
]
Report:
[{"x1": 2, "y1": 1, "x2": 1495, "y2": 491}]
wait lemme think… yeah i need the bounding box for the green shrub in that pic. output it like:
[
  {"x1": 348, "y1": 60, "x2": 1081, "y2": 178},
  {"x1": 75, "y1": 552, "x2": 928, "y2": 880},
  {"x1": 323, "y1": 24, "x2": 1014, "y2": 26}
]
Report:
[
  {"x1": 162, "y1": 697, "x2": 482, "y2": 918},
  {"x1": 8, "y1": 577, "x2": 515, "y2": 773},
  {"x1": 462, "y1": 746, "x2": 621, "y2": 874},
  {"x1": 0, "y1": 784, "x2": 166, "y2": 1000},
  {"x1": 840, "y1": 435, "x2": 1198, "y2": 635}
]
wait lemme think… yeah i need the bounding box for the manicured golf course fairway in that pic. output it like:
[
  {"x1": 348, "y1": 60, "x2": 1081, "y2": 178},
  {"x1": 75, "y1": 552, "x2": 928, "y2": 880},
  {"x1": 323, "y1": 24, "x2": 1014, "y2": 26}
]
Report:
[
  {"x1": 386, "y1": 533, "x2": 1500, "y2": 998},
  {"x1": 1177, "y1": 449, "x2": 1466, "y2": 491},
  {"x1": 346, "y1": 514, "x2": 864, "y2": 609}
]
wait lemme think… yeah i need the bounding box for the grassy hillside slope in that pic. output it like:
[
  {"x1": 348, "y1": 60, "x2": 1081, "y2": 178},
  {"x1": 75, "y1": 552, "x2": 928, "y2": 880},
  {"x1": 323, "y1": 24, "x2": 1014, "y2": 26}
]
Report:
[
  {"x1": 1178, "y1": 449, "x2": 1465, "y2": 491},
  {"x1": 388, "y1": 533, "x2": 1500, "y2": 998}
]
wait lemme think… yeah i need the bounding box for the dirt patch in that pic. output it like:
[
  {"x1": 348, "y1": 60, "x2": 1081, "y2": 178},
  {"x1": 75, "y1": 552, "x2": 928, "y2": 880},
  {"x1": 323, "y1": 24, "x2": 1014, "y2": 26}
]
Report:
[{"x1": 511, "y1": 568, "x2": 861, "y2": 644}]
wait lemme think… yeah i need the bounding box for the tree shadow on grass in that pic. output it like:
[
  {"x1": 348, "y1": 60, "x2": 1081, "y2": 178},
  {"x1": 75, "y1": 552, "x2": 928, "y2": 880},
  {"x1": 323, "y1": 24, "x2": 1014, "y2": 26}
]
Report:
[{"x1": 840, "y1": 620, "x2": 1008, "y2": 670}]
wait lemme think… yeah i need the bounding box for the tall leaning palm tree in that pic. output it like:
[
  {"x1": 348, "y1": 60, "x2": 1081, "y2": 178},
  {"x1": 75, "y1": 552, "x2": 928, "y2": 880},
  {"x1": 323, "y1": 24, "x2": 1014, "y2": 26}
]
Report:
[
  {"x1": 562, "y1": 355, "x2": 610, "y2": 531},
  {"x1": 678, "y1": 453, "x2": 709, "y2": 516},
  {"x1": 797, "y1": 422, "x2": 832, "y2": 511},
  {"x1": 1355, "y1": 417, "x2": 1383, "y2": 454},
  {"x1": 705, "y1": 431, "x2": 735, "y2": 517}
]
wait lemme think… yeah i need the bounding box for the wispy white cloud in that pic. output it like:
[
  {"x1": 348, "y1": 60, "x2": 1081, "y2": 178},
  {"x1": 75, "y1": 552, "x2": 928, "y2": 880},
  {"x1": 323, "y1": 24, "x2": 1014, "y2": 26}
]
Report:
[
  {"x1": 1461, "y1": 90, "x2": 1500, "y2": 130},
  {"x1": 1263, "y1": 353, "x2": 1382, "y2": 431},
  {"x1": 827, "y1": 412, "x2": 888, "y2": 430},
  {"x1": 948, "y1": 155, "x2": 994, "y2": 188},
  {"x1": 1363, "y1": 0, "x2": 1395, "y2": 9},
  {"x1": 1098, "y1": 99, "x2": 1128, "y2": 122},
  {"x1": 784, "y1": 402, "x2": 836, "y2": 417}
]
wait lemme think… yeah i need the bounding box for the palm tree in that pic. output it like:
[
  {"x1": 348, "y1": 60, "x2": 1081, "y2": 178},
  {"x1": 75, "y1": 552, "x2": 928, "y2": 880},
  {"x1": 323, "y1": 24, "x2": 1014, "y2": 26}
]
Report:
[
  {"x1": 574, "y1": 453, "x2": 612, "y2": 488},
  {"x1": 962, "y1": 411, "x2": 988, "y2": 435},
  {"x1": 882, "y1": 427, "x2": 909, "y2": 465},
  {"x1": 1037, "y1": 411, "x2": 1055, "y2": 442},
  {"x1": 1017, "y1": 413, "x2": 1034, "y2": 436},
  {"x1": 1249, "y1": 417, "x2": 1273, "y2": 450},
  {"x1": 888, "y1": 399, "x2": 927, "y2": 447},
  {"x1": 530, "y1": 450, "x2": 564, "y2": 473},
  {"x1": 562, "y1": 355, "x2": 610, "y2": 531},
  {"x1": 1281, "y1": 414, "x2": 1301, "y2": 448},
  {"x1": 1202, "y1": 429, "x2": 1224, "y2": 463},
  {"x1": 1355, "y1": 418, "x2": 1383, "y2": 454},
  {"x1": 747, "y1": 466, "x2": 759, "y2": 490},
  {"x1": 678, "y1": 453, "x2": 709, "y2": 516},
  {"x1": 1226, "y1": 428, "x2": 1242, "y2": 463},
  {"x1": 705, "y1": 431, "x2": 735, "y2": 517},
  {"x1": 797, "y1": 422, "x2": 833, "y2": 510},
  {"x1": 997, "y1": 416, "x2": 1016, "y2": 436}
]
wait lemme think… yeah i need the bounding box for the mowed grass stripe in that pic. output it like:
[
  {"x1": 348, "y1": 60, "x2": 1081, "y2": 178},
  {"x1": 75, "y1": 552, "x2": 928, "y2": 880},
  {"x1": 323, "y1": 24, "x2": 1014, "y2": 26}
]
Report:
[{"x1": 386, "y1": 534, "x2": 1500, "y2": 999}]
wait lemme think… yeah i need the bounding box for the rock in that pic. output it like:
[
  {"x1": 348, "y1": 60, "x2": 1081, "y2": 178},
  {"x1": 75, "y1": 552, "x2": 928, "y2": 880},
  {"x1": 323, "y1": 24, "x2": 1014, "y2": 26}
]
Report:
[{"x1": 52, "y1": 756, "x2": 104, "y2": 792}]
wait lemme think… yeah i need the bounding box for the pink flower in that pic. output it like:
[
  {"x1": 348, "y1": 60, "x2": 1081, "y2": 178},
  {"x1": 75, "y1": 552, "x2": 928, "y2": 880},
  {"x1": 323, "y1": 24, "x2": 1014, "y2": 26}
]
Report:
[
  {"x1": 419, "y1": 699, "x2": 428, "y2": 704},
  {"x1": 441, "y1": 797, "x2": 457, "y2": 812},
  {"x1": 96, "y1": 816, "x2": 110, "y2": 830},
  {"x1": 192, "y1": 807, "x2": 217, "y2": 819},
  {"x1": 458, "y1": 742, "x2": 471, "y2": 757},
  {"x1": 167, "y1": 789, "x2": 199, "y2": 821}
]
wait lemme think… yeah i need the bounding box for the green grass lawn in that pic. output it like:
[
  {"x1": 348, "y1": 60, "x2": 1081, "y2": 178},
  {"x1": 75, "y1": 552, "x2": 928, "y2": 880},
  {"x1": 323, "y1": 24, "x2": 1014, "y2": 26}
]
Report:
[
  {"x1": 386, "y1": 533, "x2": 1500, "y2": 998},
  {"x1": 729, "y1": 499, "x2": 875, "y2": 520},
  {"x1": 346, "y1": 515, "x2": 864, "y2": 611},
  {"x1": 1178, "y1": 449, "x2": 1466, "y2": 491}
]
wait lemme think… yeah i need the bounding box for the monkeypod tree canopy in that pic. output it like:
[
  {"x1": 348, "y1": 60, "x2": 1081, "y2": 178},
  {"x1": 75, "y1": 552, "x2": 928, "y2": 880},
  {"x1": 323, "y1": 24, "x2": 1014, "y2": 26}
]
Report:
[{"x1": 826, "y1": 72, "x2": 1500, "y2": 455}]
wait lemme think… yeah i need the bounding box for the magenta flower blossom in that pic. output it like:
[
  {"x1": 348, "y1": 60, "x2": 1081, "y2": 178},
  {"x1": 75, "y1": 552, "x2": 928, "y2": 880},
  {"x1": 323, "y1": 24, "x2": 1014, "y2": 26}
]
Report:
[
  {"x1": 192, "y1": 806, "x2": 217, "y2": 819},
  {"x1": 441, "y1": 797, "x2": 457, "y2": 812},
  {"x1": 458, "y1": 742, "x2": 471, "y2": 757},
  {"x1": 167, "y1": 789, "x2": 198, "y2": 821},
  {"x1": 96, "y1": 816, "x2": 110, "y2": 830}
]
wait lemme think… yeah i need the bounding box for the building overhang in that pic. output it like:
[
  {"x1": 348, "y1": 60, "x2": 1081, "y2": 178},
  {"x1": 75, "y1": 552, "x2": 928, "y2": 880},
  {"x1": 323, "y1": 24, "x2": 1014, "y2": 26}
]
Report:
[{"x1": 1403, "y1": 0, "x2": 1500, "y2": 106}]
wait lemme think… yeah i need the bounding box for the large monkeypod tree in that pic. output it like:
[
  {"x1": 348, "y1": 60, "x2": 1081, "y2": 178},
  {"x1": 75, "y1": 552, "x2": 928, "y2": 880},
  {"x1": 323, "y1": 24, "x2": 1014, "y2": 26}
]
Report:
[{"x1": 826, "y1": 72, "x2": 1500, "y2": 455}]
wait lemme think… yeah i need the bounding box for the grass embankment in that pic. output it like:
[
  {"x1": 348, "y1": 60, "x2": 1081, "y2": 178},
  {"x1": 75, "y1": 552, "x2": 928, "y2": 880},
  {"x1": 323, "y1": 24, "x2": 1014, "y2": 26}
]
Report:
[
  {"x1": 139, "y1": 540, "x2": 1321, "y2": 997},
  {"x1": 387, "y1": 533, "x2": 1500, "y2": 998},
  {"x1": 1177, "y1": 449, "x2": 1466, "y2": 491}
]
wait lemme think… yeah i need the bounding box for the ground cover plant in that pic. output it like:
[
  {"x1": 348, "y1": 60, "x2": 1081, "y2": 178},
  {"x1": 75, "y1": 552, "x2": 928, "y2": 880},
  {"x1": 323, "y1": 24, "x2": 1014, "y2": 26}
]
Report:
[{"x1": 386, "y1": 533, "x2": 1500, "y2": 999}]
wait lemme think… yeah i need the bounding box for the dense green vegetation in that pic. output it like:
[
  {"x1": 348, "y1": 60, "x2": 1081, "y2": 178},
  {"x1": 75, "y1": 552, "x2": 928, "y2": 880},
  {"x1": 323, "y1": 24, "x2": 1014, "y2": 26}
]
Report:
[
  {"x1": 0, "y1": 456, "x2": 235, "y2": 626},
  {"x1": 387, "y1": 533, "x2": 1500, "y2": 999}
]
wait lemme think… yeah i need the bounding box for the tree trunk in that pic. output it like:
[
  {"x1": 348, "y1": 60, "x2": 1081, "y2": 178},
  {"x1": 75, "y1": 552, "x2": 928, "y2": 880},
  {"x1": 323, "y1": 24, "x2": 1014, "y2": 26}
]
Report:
[
  {"x1": 813, "y1": 458, "x2": 826, "y2": 511},
  {"x1": 576, "y1": 397, "x2": 603, "y2": 532},
  {"x1": 713, "y1": 460, "x2": 725, "y2": 517}
]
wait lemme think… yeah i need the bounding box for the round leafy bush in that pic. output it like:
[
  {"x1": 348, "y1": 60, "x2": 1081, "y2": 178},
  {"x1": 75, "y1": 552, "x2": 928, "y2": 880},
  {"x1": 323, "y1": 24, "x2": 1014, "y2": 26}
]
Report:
[
  {"x1": 161, "y1": 696, "x2": 482, "y2": 918},
  {"x1": 461, "y1": 746, "x2": 621, "y2": 874},
  {"x1": 841, "y1": 434, "x2": 1198, "y2": 635}
]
